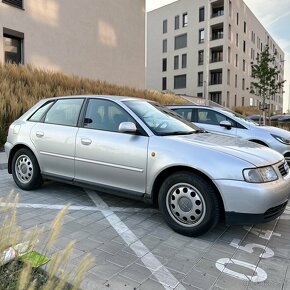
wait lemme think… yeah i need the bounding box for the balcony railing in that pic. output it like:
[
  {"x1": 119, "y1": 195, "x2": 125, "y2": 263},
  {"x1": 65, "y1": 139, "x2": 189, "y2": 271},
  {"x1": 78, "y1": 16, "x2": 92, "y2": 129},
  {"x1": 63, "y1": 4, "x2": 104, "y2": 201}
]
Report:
[
  {"x1": 210, "y1": 57, "x2": 223, "y2": 63},
  {"x1": 211, "y1": 9, "x2": 224, "y2": 18},
  {"x1": 211, "y1": 33, "x2": 223, "y2": 41}
]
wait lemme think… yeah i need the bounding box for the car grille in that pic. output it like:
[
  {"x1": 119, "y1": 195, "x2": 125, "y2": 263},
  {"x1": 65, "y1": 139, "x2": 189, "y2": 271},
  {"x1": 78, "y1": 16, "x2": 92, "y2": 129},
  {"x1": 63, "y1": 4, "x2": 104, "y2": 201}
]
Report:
[
  {"x1": 264, "y1": 201, "x2": 288, "y2": 220},
  {"x1": 278, "y1": 161, "x2": 289, "y2": 177}
]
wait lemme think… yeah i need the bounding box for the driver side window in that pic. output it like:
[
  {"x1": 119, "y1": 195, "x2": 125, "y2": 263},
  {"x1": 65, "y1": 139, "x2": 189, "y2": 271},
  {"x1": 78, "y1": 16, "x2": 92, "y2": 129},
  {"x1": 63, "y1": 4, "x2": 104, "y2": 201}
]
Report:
[
  {"x1": 197, "y1": 109, "x2": 235, "y2": 127},
  {"x1": 83, "y1": 99, "x2": 135, "y2": 132}
]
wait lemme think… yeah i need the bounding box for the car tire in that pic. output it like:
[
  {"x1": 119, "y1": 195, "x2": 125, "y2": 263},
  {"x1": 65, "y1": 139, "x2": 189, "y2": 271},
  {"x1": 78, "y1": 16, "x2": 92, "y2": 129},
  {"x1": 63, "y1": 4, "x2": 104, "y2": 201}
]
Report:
[
  {"x1": 158, "y1": 171, "x2": 220, "y2": 237},
  {"x1": 12, "y1": 148, "x2": 42, "y2": 190}
]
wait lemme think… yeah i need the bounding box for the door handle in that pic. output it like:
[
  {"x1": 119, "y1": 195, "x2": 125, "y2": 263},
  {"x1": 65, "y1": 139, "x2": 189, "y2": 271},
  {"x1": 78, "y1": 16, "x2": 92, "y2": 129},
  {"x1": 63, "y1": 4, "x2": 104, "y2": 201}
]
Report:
[
  {"x1": 81, "y1": 138, "x2": 92, "y2": 145},
  {"x1": 36, "y1": 131, "x2": 44, "y2": 138}
]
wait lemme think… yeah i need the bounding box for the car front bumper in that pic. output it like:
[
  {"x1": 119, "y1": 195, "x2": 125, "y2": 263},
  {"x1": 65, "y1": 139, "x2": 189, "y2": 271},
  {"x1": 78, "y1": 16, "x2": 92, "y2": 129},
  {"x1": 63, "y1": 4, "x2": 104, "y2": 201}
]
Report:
[{"x1": 215, "y1": 176, "x2": 290, "y2": 225}]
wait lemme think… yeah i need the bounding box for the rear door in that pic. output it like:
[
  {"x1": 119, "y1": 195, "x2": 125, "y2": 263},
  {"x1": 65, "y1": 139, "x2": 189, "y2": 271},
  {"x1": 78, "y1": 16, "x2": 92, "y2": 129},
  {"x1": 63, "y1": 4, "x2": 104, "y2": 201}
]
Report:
[
  {"x1": 75, "y1": 98, "x2": 149, "y2": 195},
  {"x1": 30, "y1": 98, "x2": 84, "y2": 179}
]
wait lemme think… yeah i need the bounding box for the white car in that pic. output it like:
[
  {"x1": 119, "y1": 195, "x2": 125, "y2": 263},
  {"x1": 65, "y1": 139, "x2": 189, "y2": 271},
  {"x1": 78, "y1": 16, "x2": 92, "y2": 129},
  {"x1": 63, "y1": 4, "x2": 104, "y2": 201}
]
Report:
[{"x1": 169, "y1": 105, "x2": 290, "y2": 164}]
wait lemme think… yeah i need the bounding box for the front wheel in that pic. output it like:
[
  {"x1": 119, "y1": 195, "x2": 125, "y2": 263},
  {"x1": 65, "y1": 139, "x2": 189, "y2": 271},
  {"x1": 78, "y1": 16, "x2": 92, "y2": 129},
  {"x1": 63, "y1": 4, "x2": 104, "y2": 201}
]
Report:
[
  {"x1": 158, "y1": 171, "x2": 220, "y2": 236},
  {"x1": 12, "y1": 148, "x2": 42, "y2": 190}
]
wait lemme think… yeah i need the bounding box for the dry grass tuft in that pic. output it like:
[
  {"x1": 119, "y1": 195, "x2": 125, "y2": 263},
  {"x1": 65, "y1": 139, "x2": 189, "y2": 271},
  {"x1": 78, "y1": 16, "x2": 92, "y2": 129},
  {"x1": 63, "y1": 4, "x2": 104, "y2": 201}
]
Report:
[
  {"x1": 0, "y1": 192, "x2": 93, "y2": 289},
  {"x1": 0, "y1": 63, "x2": 185, "y2": 145}
]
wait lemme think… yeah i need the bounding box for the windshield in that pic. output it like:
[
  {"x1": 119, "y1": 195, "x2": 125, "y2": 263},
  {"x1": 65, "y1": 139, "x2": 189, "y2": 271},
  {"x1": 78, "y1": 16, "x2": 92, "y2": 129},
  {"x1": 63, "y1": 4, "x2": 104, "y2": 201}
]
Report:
[
  {"x1": 124, "y1": 100, "x2": 200, "y2": 136},
  {"x1": 221, "y1": 109, "x2": 259, "y2": 125}
]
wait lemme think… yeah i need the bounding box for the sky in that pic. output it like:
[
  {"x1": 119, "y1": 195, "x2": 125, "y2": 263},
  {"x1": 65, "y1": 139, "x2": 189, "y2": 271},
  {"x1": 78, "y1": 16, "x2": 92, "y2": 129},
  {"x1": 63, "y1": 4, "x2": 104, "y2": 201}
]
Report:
[{"x1": 146, "y1": 0, "x2": 290, "y2": 112}]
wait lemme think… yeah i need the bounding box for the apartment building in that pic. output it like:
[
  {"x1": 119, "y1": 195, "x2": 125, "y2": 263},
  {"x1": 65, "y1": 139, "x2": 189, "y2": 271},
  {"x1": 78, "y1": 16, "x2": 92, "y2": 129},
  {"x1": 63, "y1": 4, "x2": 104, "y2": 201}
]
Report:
[
  {"x1": 0, "y1": 0, "x2": 145, "y2": 89},
  {"x1": 147, "y1": 0, "x2": 285, "y2": 112}
]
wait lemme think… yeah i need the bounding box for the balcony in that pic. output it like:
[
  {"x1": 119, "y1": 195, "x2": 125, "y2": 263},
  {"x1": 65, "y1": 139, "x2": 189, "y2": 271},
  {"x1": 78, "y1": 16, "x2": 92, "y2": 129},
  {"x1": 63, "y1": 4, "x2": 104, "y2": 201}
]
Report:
[
  {"x1": 211, "y1": 23, "x2": 224, "y2": 41},
  {"x1": 211, "y1": 0, "x2": 224, "y2": 18},
  {"x1": 209, "y1": 69, "x2": 223, "y2": 85},
  {"x1": 210, "y1": 46, "x2": 223, "y2": 63}
]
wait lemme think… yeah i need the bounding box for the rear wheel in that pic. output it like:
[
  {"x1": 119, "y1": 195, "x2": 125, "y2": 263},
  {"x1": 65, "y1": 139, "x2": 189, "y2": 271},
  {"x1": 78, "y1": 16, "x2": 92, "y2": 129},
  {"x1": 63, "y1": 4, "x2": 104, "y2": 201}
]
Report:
[
  {"x1": 12, "y1": 148, "x2": 42, "y2": 190},
  {"x1": 158, "y1": 171, "x2": 220, "y2": 236}
]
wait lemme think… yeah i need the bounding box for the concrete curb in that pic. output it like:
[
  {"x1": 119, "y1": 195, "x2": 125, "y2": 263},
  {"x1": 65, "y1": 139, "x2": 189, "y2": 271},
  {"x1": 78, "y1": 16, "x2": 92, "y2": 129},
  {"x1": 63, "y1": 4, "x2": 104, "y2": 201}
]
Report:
[{"x1": 0, "y1": 152, "x2": 8, "y2": 170}]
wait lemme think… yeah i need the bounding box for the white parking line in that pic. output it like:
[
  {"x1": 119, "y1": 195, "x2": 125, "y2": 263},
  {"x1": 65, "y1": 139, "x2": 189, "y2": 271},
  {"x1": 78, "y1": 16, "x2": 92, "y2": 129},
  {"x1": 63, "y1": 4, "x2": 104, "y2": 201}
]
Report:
[
  {"x1": 85, "y1": 189, "x2": 186, "y2": 290},
  {"x1": 0, "y1": 202, "x2": 158, "y2": 214}
]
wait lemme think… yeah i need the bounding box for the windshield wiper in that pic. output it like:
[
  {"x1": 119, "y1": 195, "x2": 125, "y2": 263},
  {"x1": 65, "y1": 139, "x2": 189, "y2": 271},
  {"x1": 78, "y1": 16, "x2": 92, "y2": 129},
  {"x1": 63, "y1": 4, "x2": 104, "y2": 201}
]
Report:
[{"x1": 159, "y1": 131, "x2": 195, "y2": 136}]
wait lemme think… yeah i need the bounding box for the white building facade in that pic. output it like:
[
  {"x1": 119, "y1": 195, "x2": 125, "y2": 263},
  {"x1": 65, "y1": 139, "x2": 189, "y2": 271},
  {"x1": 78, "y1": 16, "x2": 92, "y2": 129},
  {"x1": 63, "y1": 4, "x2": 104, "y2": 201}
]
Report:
[
  {"x1": 0, "y1": 0, "x2": 145, "y2": 89},
  {"x1": 147, "y1": 0, "x2": 285, "y2": 111}
]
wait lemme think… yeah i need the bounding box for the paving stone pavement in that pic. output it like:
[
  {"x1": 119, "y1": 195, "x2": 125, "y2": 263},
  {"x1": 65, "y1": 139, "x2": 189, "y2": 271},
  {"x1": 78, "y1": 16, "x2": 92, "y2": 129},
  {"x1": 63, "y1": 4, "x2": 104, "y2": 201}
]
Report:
[{"x1": 1, "y1": 153, "x2": 290, "y2": 290}]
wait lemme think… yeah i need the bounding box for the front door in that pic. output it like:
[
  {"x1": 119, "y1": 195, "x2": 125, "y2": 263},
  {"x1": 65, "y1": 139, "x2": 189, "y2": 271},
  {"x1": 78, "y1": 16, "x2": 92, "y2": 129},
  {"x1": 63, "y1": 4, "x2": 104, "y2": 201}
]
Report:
[{"x1": 75, "y1": 98, "x2": 149, "y2": 195}]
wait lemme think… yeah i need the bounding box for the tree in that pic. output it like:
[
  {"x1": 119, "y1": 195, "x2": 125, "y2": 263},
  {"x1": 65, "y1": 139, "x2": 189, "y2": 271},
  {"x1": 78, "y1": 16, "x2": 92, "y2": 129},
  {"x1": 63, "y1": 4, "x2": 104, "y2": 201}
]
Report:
[{"x1": 250, "y1": 45, "x2": 285, "y2": 125}]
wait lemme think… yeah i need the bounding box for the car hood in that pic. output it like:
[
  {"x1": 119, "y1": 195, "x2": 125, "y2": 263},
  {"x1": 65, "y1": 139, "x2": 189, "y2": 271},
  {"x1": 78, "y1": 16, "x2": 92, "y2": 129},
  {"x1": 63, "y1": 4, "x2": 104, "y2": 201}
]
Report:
[
  {"x1": 255, "y1": 125, "x2": 290, "y2": 139},
  {"x1": 169, "y1": 132, "x2": 283, "y2": 167}
]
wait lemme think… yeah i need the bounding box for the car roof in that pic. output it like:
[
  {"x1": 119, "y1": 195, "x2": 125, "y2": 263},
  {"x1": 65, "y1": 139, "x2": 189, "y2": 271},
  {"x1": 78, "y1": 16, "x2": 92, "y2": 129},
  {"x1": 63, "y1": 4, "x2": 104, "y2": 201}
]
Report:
[
  {"x1": 168, "y1": 104, "x2": 227, "y2": 111},
  {"x1": 44, "y1": 95, "x2": 149, "y2": 103}
]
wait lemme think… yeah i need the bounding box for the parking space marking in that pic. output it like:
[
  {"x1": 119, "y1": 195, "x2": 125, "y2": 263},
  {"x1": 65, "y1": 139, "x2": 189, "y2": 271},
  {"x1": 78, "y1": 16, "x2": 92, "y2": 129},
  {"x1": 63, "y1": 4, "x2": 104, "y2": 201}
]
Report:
[
  {"x1": 0, "y1": 202, "x2": 158, "y2": 214},
  {"x1": 85, "y1": 189, "x2": 186, "y2": 290}
]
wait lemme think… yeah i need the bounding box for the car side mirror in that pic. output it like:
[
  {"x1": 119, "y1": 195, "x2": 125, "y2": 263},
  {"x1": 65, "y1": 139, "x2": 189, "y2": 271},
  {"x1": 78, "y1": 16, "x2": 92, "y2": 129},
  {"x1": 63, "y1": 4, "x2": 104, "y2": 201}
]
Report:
[
  {"x1": 119, "y1": 122, "x2": 137, "y2": 133},
  {"x1": 220, "y1": 120, "x2": 232, "y2": 130}
]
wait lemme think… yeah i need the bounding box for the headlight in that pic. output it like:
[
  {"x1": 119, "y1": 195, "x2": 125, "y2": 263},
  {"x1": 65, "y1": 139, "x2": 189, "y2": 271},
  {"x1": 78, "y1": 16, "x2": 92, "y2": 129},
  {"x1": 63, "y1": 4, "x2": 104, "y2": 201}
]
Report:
[
  {"x1": 271, "y1": 134, "x2": 290, "y2": 145},
  {"x1": 243, "y1": 166, "x2": 278, "y2": 183}
]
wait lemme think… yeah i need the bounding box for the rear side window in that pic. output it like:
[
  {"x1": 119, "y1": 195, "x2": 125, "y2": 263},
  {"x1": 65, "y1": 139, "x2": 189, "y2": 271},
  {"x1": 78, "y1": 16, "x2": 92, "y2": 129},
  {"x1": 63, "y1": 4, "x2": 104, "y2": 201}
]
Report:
[
  {"x1": 44, "y1": 98, "x2": 84, "y2": 126},
  {"x1": 28, "y1": 101, "x2": 54, "y2": 122},
  {"x1": 197, "y1": 108, "x2": 236, "y2": 127}
]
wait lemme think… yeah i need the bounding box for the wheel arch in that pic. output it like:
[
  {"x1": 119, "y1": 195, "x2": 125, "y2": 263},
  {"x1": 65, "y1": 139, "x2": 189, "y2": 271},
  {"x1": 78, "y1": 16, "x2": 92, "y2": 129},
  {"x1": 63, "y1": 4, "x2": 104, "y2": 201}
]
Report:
[
  {"x1": 151, "y1": 166, "x2": 225, "y2": 215},
  {"x1": 8, "y1": 144, "x2": 38, "y2": 174}
]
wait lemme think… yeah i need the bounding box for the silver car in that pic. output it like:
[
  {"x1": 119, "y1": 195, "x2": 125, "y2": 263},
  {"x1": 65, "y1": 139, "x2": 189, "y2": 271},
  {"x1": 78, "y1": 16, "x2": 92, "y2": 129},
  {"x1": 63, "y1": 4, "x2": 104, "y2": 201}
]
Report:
[
  {"x1": 169, "y1": 105, "x2": 290, "y2": 164},
  {"x1": 5, "y1": 96, "x2": 290, "y2": 236}
]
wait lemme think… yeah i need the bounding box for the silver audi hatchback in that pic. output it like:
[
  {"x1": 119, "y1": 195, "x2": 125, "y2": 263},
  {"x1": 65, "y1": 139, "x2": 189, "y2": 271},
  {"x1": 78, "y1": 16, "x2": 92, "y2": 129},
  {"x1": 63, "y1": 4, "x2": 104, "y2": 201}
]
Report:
[{"x1": 5, "y1": 96, "x2": 290, "y2": 236}]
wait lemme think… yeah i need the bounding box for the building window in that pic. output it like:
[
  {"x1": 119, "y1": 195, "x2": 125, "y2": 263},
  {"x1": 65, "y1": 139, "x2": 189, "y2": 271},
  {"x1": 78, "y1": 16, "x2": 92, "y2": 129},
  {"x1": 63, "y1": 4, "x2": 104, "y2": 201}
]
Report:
[
  {"x1": 242, "y1": 97, "x2": 245, "y2": 106},
  {"x1": 243, "y1": 41, "x2": 246, "y2": 53},
  {"x1": 197, "y1": 93, "x2": 203, "y2": 98},
  {"x1": 198, "y1": 50, "x2": 204, "y2": 65},
  {"x1": 162, "y1": 39, "x2": 167, "y2": 53},
  {"x1": 234, "y1": 94, "x2": 237, "y2": 107},
  {"x1": 243, "y1": 59, "x2": 246, "y2": 71},
  {"x1": 210, "y1": 70, "x2": 222, "y2": 85},
  {"x1": 235, "y1": 74, "x2": 237, "y2": 88},
  {"x1": 242, "y1": 78, "x2": 245, "y2": 90},
  {"x1": 163, "y1": 20, "x2": 167, "y2": 34},
  {"x1": 229, "y1": 0, "x2": 232, "y2": 17},
  {"x1": 227, "y1": 69, "x2": 230, "y2": 85},
  {"x1": 227, "y1": 91, "x2": 230, "y2": 107},
  {"x1": 162, "y1": 77, "x2": 167, "y2": 90},
  {"x1": 199, "y1": 29, "x2": 205, "y2": 43},
  {"x1": 175, "y1": 15, "x2": 180, "y2": 30},
  {"x1": 175, "y1": 33, "x2": 187, "y2": 50},
  {"x1": 182, "y1": 13, "x2": 188, "y2": 27},
  {"x1": 211, "y1": 25, "x2": 223, "y2": 40},
  {"x1": 236, "y1": 33, "x2": 238, "y2": 47},
  {"x1": 174, "y1": 55, "x2": 179, "y2": 70},
  {"x1": 2, "y1": 0, "x2": 23, "y2": 9},
  {"x1": 235, "y1": 54, "x2": 238, "y2": 67},
  {"x1": 244, "y1": 21, "x2": 247, "y2": 33},
  {"x1": 182, "y1": 54, "x2": 187, "y2": 68},
  {"x1": 199, "y1": 7, "x2": 205, "y2": 22},
  {"x1": 237, "y1": 12, "x2": 239, "y2": 25},
  {"x1": 3, "y1": 28, "x2": 24, "y2": 64},
  {"x1": 198, "y1": 72, "x2": 203, "y2": 87},
  {"x1": 228, "y1": 24, "x2": 231, "y2": 40},
  {"x1": 228, "y1": 46, "x2": 231, "y2": 63},
  {"x1": 162, "y1": 58, "x2": 167, "y2": 72},
  {"x1": 174, "y1": 74, "x2": 186, "y2": 89}
]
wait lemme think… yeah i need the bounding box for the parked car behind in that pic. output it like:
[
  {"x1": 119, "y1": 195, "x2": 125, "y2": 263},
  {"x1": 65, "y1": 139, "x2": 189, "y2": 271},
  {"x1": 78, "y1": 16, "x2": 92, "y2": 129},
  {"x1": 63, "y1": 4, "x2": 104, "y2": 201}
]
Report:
[
  {"x1": 169, "y1": 105, "x2": 290, "y2": 164},
  {"x1": 247, "y1": 114, "x2": 269, "y2": 122},
  {"x1": 5, "y1": 96, "x2": 290, "y2": 236}
]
